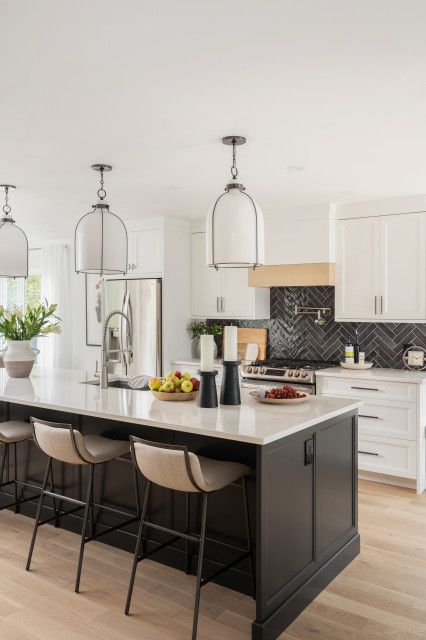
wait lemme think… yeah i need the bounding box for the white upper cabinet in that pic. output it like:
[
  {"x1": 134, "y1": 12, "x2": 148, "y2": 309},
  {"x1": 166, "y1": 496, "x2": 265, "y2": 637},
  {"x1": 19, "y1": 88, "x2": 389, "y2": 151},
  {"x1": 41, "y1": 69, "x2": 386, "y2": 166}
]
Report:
[
  {"x1": 335, "y1": 217, "x2": 380, "y2": 320},
  {"x1": 191, "y1": 232, "x2": 222, "y2": 317},
  {"x1": 336, "y1": 212, "x2": 426, "y2": 322},
  {"x1": 127, "y1": 228, "x2": 163, "y2": 276},
  {"x1": 379, "y1": 213, "x2": 426, "y2": 320},
  {"x1": 191, "y1": 232, "x2": 270, "y2": 319}
]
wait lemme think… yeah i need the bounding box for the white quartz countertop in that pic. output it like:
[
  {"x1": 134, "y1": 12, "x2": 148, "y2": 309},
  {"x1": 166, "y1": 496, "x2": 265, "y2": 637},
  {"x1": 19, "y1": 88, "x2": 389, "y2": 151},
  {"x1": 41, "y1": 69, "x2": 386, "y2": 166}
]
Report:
[
  {"x1": 0, "y1": 368, "x2": 361, "y2": 445},
  {"x1": 317, "y1": 366, "x2": 426, "y2": 384}
]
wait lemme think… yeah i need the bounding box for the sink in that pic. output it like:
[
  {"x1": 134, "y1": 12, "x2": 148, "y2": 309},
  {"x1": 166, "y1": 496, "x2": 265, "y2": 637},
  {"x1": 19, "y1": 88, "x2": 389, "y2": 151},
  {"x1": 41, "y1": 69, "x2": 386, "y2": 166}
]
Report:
[{"x1": 80, "y1": 379, "x2": 149, "y2": 390}]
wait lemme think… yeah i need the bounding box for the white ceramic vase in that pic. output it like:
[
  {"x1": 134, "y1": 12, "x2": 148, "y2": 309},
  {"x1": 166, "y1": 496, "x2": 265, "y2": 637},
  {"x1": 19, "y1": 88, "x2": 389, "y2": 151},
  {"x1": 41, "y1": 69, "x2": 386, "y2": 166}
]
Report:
[{"x1": 0, "y1": 340, "x2": 40, "y2": 378}]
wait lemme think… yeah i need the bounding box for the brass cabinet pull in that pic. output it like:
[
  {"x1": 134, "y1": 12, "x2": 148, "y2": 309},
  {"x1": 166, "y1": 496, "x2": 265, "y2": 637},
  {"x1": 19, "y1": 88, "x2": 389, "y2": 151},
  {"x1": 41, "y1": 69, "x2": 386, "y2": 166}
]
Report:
[
  {"x1": 216, "y1": 297, "x2": 220, "y2": 312},
  {"x1": 359, "y1": 450, "x2": 380, "y2": 456},
  {"x1": 374, "y1": 295, "x2": 377, "y2": 314},
  {"x1": 380, "y1": 295, "x2": 383, "y2": 314},
  {"x1": 221, "y1": 297, "x2": 225, "y2": 312},
  {"x1": 359, "y1": 414, "x2": 381, "y2": 420}
]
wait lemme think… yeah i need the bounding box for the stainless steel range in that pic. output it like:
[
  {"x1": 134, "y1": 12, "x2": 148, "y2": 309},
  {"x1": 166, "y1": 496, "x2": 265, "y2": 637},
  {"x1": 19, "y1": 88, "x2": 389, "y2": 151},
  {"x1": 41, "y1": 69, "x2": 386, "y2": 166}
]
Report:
[{"x1": 241, "y1": 358, "x2": 339, "y2": 394}]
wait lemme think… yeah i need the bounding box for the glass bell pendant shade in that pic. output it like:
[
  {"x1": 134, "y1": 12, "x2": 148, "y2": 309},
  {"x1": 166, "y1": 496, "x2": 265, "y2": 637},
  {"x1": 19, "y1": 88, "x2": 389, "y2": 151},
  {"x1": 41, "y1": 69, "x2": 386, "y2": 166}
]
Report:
[
  {"x1": 0, "y1": 218, "x2": 28, "y2": 278},
  {"x1": 75, "y1": 203, "x2": 128, "y2": 275},
  {"x1": 206, "y1": 186, "x2": 265, "y2": 268}
]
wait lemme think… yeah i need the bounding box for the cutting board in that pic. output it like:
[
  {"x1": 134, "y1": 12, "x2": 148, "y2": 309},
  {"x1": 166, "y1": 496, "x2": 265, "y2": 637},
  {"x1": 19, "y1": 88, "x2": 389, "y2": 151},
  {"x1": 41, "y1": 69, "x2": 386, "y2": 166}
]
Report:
[{"x1": 237, "y1": 328, "x2": 267, "y2": 361}]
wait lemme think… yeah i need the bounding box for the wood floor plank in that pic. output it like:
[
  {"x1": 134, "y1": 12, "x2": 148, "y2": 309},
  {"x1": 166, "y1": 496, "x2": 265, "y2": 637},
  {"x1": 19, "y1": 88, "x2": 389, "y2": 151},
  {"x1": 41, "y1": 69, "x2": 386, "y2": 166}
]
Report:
[{"x1": 0, "y1": 479, "x2": 424, "y2": 640}]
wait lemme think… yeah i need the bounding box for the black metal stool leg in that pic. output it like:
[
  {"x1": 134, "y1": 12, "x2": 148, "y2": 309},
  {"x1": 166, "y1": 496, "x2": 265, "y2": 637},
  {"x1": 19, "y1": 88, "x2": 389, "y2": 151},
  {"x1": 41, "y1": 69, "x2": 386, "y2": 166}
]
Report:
[
  {"x1": 0, "y1": 444, "x2": 7, "y2": 488},
  {"x1": 242, "y1": 475, "x2": 255, "y2": 597},
  {"x1": 26, "y1": 457, "x2": 52, "y2": 571},
  {"x1": 132, "y1": 464, "x2": 141, "y2": 518},
  {"x1": 192, "y1": 493, "x2": 208, "y2": 640},
  {"x1": 49, "y1": 459, "x2": 60, "y2": 527},
  {"x1": 185, "y1": 492, "x2": 190, "y2": 574},
  {"x1": 75, "y1": 464, "x2": 94, "y2": 593},
  {"x1": 125, "y1": 480, "x2": 151, "y2": 615},
  {"x1": 13, "y1": 443, "x2": 18, "y2": 513}
]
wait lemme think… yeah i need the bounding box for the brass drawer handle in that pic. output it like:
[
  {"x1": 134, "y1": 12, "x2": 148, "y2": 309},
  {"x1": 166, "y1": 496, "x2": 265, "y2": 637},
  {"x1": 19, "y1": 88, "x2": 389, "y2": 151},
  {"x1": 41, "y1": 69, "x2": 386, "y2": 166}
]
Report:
[
  {"x1": 359, "y1": 414, "x2": 381, "y2": 420},
  {"x1": 351, "y1": 386, "x2": 382, "y2": 392}
]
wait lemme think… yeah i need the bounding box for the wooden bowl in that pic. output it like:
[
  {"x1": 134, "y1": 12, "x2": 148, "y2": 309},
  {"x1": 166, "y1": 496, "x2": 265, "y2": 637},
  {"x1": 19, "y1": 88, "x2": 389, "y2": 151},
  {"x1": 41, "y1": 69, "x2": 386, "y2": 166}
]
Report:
[{"x1": 151, "y1": 390, "x2": 199, "y2": 402}]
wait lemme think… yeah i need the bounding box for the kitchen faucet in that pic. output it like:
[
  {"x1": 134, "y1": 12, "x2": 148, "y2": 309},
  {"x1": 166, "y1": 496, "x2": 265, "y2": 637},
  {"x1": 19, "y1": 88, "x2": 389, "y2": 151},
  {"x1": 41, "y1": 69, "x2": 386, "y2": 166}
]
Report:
[{"x1": 101, "y1": 310, "x2": 133, "y2": 389}]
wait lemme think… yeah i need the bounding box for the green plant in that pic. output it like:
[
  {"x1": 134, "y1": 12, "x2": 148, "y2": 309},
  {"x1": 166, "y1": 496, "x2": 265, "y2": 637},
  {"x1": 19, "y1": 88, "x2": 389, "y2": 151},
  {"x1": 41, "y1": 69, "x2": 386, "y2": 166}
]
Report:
[
  {"x1": 0, "y1": 300, "x2": 61, "y2": 341},
  {"x1": 187, "y1": 321, "x2": 222, "y2": 340}
]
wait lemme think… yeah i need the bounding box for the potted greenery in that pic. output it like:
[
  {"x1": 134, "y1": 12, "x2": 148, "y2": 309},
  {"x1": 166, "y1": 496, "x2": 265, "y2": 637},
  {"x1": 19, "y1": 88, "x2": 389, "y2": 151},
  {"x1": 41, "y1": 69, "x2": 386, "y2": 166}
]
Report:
[
  {"x1": 0, "y1": 301, "x2": 61, "y2": 378},
  {"x1": 187, "y1": 321, "x2": 222, "y2": 358}
]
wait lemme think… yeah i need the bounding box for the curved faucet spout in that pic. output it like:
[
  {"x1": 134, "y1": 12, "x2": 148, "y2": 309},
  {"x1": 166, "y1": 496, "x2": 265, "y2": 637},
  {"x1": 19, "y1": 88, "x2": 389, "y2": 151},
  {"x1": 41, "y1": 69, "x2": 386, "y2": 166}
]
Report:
[{"x1": 100, "y1": 310, "x2": 133, "y2": 389}]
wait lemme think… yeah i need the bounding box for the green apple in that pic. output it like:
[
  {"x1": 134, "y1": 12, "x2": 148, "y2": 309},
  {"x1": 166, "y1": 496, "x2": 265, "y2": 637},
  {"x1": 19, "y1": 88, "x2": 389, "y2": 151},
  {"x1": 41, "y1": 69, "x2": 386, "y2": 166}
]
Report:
[
  {"x1": 182, "y1": 372, "x2": 192, "y2": 381},
  {"x1": 148, "y1": 377, "x2": 162, "y2": 391},
  {"x1": 163, "y1": 380, "x2": 175, "y2": 393},
  {"x1": 164, "y1": 371, "x2": 173, "y2": 381},
  {"x1": 181, "y1": 379, "x2": 193, "y2": 393},
  {"x1": 159, "y1": 384, "x2": 165, "y2": 392},
  {"x1": 172, "y1": 376, "x2": 181, "y2": 386}
]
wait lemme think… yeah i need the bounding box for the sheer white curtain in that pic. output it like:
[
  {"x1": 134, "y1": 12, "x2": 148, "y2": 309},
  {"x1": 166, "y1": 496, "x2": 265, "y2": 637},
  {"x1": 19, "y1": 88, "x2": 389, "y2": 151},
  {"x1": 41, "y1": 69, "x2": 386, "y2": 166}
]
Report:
[{"x1": 40, "y1": 243, "x2": 72, "y2": 369}]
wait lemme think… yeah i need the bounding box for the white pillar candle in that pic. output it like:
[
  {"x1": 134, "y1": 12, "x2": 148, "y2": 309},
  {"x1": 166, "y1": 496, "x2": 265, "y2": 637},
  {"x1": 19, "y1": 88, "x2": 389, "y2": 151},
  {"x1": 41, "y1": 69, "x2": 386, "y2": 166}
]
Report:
[
  {"x1": 224, "y1": 325, "x2": 238, "y2": 361},
  {"x1": 200, "y1": 334, "x2": 214, "y2": 372}
]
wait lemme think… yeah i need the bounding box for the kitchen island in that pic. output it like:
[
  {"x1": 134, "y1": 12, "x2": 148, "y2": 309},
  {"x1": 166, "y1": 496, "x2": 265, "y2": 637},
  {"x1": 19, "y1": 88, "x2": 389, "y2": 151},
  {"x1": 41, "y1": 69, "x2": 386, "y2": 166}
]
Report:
[{"x1": 0, "y1": 368, "x2": 361, "y2": 640}]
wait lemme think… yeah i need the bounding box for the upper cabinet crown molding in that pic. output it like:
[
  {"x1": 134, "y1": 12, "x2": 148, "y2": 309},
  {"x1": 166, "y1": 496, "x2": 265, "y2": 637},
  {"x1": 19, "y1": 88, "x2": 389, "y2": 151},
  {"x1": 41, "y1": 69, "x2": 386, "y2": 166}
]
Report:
[{"x1": 335, "y1": 212, "x2": 426, "y2": 322}]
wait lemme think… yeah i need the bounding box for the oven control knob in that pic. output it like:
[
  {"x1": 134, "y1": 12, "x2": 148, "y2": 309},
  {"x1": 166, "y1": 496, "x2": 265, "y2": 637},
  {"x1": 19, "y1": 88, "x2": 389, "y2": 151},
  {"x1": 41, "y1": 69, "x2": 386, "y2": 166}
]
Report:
[
  {"x1": 259, "y1": 367, "x2": 265, "y2": 374},
  {"x1": 300, "y1": 372, "x2": 308, "y2": 378},
  {"x1": 246, "y1": 366, "x2": 252, "y2": 373},
  {"x1": 252, "y1": 367, "x2": 258, "y2": 374},
  {"x1": 294, "y1": 371, "x2": 300, "y2": 377},
  {"x1": 287, "y1": 370, "x2": 294, "y2": 377}
]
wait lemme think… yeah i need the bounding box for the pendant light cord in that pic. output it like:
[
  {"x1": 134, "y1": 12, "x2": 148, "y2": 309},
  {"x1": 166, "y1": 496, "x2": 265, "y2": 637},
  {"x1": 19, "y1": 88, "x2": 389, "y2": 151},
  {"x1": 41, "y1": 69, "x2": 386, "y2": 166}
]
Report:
[
  {"x1": 97, "y1": 168, "x2": 107, "y2": 200},
  {"x1": 2, "y1": 186, "x2": 11, "y2": 215},
  {"x1": 231, "y1": 139, "x2": 238, "y2": 180}
]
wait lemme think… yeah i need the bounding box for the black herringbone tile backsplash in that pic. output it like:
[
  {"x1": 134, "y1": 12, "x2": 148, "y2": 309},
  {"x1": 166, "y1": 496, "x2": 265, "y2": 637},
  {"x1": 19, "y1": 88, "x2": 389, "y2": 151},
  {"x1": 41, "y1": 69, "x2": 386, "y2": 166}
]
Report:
[{"x1": 208, "y1": 287, "x2": 426, "y2": 368}]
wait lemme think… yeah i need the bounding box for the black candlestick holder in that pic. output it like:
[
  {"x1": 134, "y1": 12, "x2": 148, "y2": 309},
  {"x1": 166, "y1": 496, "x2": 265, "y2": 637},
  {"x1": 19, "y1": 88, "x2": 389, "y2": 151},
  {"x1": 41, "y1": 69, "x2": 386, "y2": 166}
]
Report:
[
  {"x1": 220, "y1": 360, "x2": 241, "y2": 405},
  {"x1": 197, "y1": 370, "x2": 218, "y2": 408}
]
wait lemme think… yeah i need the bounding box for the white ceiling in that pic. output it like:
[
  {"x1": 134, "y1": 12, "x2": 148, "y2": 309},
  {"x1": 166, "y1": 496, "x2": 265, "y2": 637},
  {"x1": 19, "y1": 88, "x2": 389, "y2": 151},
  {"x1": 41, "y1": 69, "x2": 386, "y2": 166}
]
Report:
[{"x1": 1, "y1": 0, "x2": 426, "y2": 241}]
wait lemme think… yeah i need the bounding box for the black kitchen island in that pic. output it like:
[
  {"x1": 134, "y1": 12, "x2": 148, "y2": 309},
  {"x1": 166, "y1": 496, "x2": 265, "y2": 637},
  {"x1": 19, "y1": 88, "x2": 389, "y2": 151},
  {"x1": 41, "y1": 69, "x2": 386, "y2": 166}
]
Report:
[{"x1": 0, "y1": 369, "x2": 361, "y2": 640}]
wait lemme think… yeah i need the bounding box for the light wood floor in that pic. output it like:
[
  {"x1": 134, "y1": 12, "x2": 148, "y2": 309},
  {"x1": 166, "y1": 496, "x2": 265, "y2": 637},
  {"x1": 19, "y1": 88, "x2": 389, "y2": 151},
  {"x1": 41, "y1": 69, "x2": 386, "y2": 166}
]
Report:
[{"x1": 0, "y1": 480, "x2": 425, "y2": 639}]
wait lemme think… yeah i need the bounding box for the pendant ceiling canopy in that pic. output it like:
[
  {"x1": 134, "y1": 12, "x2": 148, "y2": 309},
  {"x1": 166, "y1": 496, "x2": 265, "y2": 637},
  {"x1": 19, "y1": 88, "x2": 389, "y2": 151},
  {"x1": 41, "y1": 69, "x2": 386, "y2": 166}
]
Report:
[
  {"x1": 206, "y1": 136, "x2": 264, "y2": 270},
  {"x1": 75, "y1": 164, "x2": 128, "y2": 276},
  {"x1": 0, "y1": 185, "x2": 28, "y2": 279}
]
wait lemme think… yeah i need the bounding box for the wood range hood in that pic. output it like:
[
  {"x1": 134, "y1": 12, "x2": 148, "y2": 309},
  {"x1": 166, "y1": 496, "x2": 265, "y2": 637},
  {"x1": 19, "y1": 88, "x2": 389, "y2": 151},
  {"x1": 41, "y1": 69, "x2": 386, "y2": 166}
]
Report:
[{"x1": 248, "y1": 262, "x2": 335, "y2": 287}]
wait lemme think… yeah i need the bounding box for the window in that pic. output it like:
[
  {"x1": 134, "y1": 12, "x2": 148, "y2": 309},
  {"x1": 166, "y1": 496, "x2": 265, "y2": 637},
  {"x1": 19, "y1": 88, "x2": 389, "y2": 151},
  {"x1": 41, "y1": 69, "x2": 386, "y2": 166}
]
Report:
[{"x1": 0, "y1": 249, "x2": 42, "y2": 350}]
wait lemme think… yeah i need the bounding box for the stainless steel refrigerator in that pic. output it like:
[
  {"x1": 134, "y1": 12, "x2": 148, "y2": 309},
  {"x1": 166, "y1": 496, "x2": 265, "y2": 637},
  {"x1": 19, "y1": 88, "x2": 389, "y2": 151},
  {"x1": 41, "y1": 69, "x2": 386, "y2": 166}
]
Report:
[{"x1": 104, "y1": 278, "x2": 162, "y2": 378}]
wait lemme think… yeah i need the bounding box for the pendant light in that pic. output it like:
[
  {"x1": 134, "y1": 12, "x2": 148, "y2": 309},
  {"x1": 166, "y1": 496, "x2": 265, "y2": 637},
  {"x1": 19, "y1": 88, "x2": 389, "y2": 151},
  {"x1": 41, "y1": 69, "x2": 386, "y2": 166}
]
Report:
[
  {"x1": 206, "y1": 136, "x2": 264, "y2": 269},
  {"x1": 0, "y1": 185, "x2": 28, "y2": 278},
  {"x1": 75, "y1": 164, "x2": 128, "y2": 275}
]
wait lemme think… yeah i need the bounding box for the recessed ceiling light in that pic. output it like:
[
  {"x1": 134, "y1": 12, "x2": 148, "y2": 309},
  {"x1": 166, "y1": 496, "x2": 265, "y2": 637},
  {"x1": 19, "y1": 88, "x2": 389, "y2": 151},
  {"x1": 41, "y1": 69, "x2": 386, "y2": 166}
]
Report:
[{"x1": 286, "y1": 165, "x2": 304, "y2": 172}]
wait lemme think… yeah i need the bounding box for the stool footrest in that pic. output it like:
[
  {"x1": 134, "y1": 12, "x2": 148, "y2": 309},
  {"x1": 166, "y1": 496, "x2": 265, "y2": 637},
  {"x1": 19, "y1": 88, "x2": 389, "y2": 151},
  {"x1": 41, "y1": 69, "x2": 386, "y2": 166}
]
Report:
[
  {"x1": 0, "y1": 493, "x2": 40, "y2": 511},
  {"x1": 137, "y1": 535, "x2": 181, "y2": 562},
  {"x1": 38, "y1": 505, "x2": 84, "y2": 526},
  {"x1": 143, "y1": 520, "x2": 200, "y2": 543},
  {"x1": 86, "y1": 516, "x2": 139, "y2": 543},
  {"x1": 200, "y1": 551, "x2": 250, "y2": 588}
]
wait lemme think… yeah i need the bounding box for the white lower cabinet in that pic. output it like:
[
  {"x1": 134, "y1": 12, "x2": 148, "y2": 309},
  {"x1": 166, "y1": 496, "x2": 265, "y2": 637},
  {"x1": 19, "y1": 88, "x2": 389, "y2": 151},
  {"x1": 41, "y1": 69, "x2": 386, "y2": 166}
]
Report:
[{"x1": 317, "y1": 372, "x2": 426, "y2": 493}]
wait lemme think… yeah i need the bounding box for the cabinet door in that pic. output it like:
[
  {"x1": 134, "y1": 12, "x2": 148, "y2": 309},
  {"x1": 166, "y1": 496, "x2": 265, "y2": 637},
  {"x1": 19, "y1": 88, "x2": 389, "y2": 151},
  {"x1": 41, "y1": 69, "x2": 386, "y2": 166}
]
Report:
[
  {"x1": 129, "y1": 229, "x2": 163, "y2": 275},
  {"x1": 221, "y1": 268, "x2": 254, "y2": 318},
  {"x1": 335, "y1": 218, "x2": 380, "y2": 320},
  {"x1": 379, "y1": 213, "x2": 426, "y2": 320},
  {"x1": 190, "y1": 233, "x2": 222, "y2": 318}
]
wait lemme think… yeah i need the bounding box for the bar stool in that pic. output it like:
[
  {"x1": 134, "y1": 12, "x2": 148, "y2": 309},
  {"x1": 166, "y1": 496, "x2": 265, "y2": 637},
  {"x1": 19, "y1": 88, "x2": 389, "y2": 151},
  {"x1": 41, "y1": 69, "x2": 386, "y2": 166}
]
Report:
[
  {"x1": 26, "y1": 418, "x2": 140, "y2": 593},
  {"x1": 125, "y1": 437, "x2": 254, "y2": 640},
  {"x1": 0, "y1": 420, "x2": 47, "y2": 512}
]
